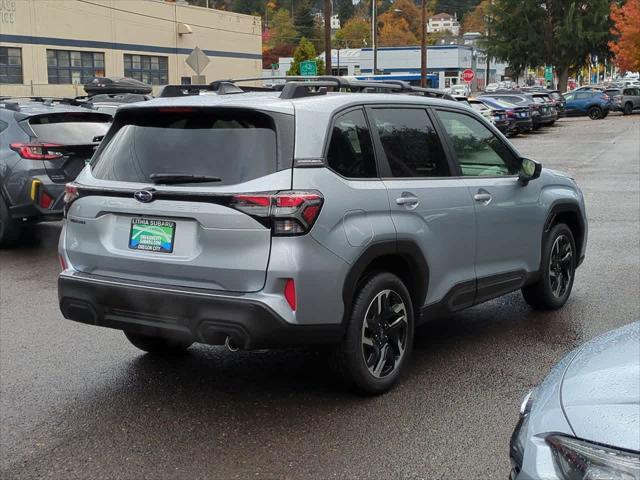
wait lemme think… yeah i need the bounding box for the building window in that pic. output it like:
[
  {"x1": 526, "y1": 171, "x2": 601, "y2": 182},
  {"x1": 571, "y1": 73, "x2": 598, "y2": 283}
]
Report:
[
  {"x1": 0, "y1": 47, "x2": 23, "y2": 84},
  {"x1": 47, "y1": 49, "x2": 105, "y2": 84},
  {"x1": 124, "y1": 54, "x2": 168, "y2": 85}
]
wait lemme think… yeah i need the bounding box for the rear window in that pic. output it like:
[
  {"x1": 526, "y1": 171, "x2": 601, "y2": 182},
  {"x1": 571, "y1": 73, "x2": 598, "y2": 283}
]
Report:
[
  {"x1": 92, "y1": 108, "x2": 280, "y2": 186},
  {"x1": 29, "y1": 112, "x2": 111, "y2": 145}
]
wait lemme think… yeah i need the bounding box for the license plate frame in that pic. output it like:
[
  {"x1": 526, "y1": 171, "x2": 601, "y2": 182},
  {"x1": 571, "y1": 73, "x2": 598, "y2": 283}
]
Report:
[{"x1": 128, "y1": 218, "x2": 176, "y2": 254}]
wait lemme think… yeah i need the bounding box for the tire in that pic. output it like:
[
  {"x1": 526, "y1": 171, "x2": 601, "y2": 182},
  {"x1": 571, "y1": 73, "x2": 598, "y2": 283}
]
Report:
[
  {"x1": 623, "y1": 102, "x2": 633, "y2": 115},
  {"x1": 588, "y1": 106, "x2": 602, "y2": 120},
  {"x1": 331, "y1": 272, "x2": 415, "y2": 395},
  {"x1": 522, "y1": 223, "x2": 576, "y2": 310},
  {"x1": 124, "y1": 331, "x2": 193, "y2": 355},
  {"x1": 0, "y1": 196, "x2": 22, "y2": 248}
]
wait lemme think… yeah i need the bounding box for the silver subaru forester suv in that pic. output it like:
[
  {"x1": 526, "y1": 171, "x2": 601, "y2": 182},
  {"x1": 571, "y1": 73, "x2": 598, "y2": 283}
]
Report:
[{"x1": 58, "y1": 79, "x2": 587, "y2": 394}]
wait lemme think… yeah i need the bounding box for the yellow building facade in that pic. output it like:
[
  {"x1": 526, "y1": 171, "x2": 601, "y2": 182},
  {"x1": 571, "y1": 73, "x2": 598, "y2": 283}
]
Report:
[{"x1": 0, "y1": 0, "x2": 262, "y2": 97}]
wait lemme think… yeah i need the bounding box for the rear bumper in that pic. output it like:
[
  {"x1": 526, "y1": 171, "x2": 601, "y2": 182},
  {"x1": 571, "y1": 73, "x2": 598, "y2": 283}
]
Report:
[
  {"x1": 7, "y1": 179, "x2": 64, "y2": 222},
  {"x1": 58, "y1": 272, "x2": 344, "y2": 350}
]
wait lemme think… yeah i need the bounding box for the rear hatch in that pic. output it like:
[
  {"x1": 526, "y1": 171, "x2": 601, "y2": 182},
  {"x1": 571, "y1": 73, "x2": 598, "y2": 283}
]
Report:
[
  {"x1": 23, "y1": 112, "x2": 111, "y2": 183},
  {"x1": 64, "y1": 106, "x2": 296, "y2": 292}
]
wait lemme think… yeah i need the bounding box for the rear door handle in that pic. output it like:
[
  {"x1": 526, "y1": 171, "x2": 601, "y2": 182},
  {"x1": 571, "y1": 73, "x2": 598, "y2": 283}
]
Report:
[
  {"x1": 396, "y1": 194, "x2": 419, "y2": 207},
  {"x1": 474, "y1": 193, "x2": 492, "y2": 203}
]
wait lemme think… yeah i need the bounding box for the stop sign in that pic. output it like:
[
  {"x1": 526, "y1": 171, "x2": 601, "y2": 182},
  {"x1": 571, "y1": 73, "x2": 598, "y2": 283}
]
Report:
[{"x1": 462, "y1": 69, "x2": 475, "y2": 83}]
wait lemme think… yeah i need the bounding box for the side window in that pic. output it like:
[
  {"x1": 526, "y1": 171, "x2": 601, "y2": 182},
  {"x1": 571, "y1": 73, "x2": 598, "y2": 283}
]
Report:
[
  {"x1": 326, "y1": 109, "x2": 377, "y2": 178},
  {"x1": 370, "y1": 108, "x2": 450, "y2": 178},
  {"x1": 435, "y1": 110, "x2": 520, "y2": 177},
  {"x1": 575, "y1": 92, "x2": 591, "y2": 100},
  {"x1": 564, "y1": 93, "x2": 574, "y2": 101},
  {"x1": 623, "y1": 89, "x2": 632, "y2": 96}
]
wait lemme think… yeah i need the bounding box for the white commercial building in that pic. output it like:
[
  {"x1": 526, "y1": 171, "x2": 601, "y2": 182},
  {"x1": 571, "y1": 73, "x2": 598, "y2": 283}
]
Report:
[{"x1": 274, "y1": 45, "x2": 505, "y2": 90}]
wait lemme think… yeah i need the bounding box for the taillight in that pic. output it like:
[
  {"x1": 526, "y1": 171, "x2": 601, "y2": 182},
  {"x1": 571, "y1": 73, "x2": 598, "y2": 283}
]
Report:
[
  {"x1": 59, "y1": 254, "x2": 68, "y2": 272},
  {"x1": 507, "y1": 110, "x2": 516, "y2": 118},
  {"x1": 601, "y1": 94, "x2": 610, "y2": 101},
  {"x1": 230, "y1": 191, "x2": 323, "y2": 236},
  {"x1": 10, "y1": 143, "x2": 64, "y2": 160},
  {"x1": 284, "y1": 279, "x2": 296, "y2": 311}
]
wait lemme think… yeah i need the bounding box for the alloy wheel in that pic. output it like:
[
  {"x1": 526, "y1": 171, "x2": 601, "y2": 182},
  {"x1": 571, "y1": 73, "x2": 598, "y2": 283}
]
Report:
[
  {"x1": 549, "y1": 234, "x2": 573, "y2": 298},
  {"x1": 361, "y1": 289, "x2": 408, "y2": 379}
]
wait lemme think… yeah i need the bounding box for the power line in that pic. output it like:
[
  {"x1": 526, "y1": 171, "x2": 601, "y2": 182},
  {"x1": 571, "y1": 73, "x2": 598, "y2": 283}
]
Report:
[{"x1": 75, "y1": 0, "x2": 261, "y2": 37}]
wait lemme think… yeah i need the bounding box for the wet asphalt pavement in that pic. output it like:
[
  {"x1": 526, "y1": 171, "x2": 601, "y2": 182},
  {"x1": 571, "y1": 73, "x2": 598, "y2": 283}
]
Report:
[{"x1": 1, "y1": 113, "x2": 639, "y2": 480}]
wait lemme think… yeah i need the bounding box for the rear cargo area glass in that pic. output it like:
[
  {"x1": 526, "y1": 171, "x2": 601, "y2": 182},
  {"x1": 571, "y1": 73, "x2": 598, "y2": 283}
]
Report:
[
  {"x1": 91, "y1": 109, "x2": 278, "y2": 186},
  {"x1": 29, "y1": 113, "x2": 110, "y2": 144}
]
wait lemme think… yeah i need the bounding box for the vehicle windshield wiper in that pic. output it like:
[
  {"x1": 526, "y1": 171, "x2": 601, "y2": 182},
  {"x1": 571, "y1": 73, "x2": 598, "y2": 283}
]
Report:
[{"x1": 149, "y1": 173, "x2": 222, "y2": 184}]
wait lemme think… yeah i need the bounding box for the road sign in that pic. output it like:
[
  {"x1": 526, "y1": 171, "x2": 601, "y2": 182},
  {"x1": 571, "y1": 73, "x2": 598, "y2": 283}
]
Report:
[
  {"x1": 462, "y1": 69, "x2": 475, "y2": 83},
  {"x1": 300, "y1": 60, "x2": 317, "y2": 76},
  {"x1": 185, "y1": 47, "x2": 210, "y2": 75},
  {"x1": 544, "y1": 66, "x2": 553, "y2": 82}
]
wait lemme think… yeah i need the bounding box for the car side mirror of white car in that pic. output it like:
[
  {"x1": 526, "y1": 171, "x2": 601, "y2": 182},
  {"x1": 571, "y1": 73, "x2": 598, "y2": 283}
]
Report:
[{"x1": 519, "y1": 158, "x2": 542, "y2": 186}]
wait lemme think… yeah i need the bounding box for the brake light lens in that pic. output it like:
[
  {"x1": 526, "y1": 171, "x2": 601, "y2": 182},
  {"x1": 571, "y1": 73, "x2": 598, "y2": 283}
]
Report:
[
  {"x1": 284, "y1": 279, "x2": 296, "y2": 311},
  {"x1": 230, "y1": 191, "x2": 323, "y2": 236},
  {"x1": 10, "y1": 143, "x2": 64, "y2": 160},
  {"x1": 601, "y1": 93, "x2": 610, "y2": 101},
  {"x1": 507, "y1": 110, "x2": 516, "y2": 118}
]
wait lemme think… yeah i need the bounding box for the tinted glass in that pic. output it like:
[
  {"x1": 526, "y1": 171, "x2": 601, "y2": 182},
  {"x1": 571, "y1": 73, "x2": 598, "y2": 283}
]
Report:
[
  {"x1": 29, "y1": 113, "x2": 111, "y2": 144},
  {"x1": 0, "y1": 47, "x2": 23, "y2": 84},
  {"x1": 436, "y1": 110, "x2": 519, "y2": 177},
  {"x1": 327, "y1": 109, "x2": 377, "y2": 178},
  {"x1": 372, "y1": 108, "x2": 450, "y2": 178},
  {"x1": 575, "y1": 92, "x2": 592, "y2": 100},
  {"x1": 92, "y1": 109, "x2": 278, "y2": 186}
]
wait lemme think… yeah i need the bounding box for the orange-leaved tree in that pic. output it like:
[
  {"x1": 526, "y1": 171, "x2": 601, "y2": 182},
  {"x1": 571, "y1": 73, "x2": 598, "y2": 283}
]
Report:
[{"x1": 609, "y1": 0, "x2": 640, "y2": 72}]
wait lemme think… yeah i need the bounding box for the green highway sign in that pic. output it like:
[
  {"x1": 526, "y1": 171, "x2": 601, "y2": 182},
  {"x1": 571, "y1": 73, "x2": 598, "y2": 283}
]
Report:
[
  {"x1": 300, "y1": 60, "x2": 318, "y2": 76},
  {"x1": 544, "y1": 66, "x2": 553, "y2": 81}
]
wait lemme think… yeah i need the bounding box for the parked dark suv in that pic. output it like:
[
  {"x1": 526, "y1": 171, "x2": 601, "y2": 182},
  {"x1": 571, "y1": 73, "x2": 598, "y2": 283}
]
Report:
[{"x1": 0, "y1": 99, "x2": 111, "y2": 246}]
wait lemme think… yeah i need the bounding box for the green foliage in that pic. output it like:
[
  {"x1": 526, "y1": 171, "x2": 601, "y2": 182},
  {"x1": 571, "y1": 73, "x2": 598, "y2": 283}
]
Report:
[
  {"x1": 287, "y1": 37, "x2": 325, "y2": 75},
  {"x1": 267, "y1": 8, "x2": 297, "y2": 46},
  {"x1": 336, "y1": 0, "x2": 356, "y2": 24},
  {"x1": 484, "y1": 0, "x2": 613, "y2": 89},
  {"x1": 335, "y1": 17, "x2": 371, "y2": 48},
  {"x1": 294, "y1": 0, "x2": 317, "y2": 40}
]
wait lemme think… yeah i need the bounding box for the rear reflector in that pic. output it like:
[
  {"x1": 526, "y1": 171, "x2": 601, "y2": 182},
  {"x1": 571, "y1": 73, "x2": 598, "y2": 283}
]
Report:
[
  {"x1": 284, "y1": 279, "x2": 296, "y2": 311},
  {"x1": 39, "y1": 191, "x2": 54, "y2": 209}
]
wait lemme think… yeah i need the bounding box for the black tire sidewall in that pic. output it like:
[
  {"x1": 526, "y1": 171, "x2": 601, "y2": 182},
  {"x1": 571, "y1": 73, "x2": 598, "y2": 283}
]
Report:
[
  {"x1": 340, "y1": 272, "x2": 415, "y2": 395},
  {"x1": 0, "y1": 196, "x2": 21, "y2": 248},
  {"x1": 588, "y1": 107, "x2": 601, "y2": 120},
  {"x1": 624, "y1": 103, "x2": 633, "y2": 115},
  {"x1": 540, "y1": 224, "x2": 577, "y2": 309}
]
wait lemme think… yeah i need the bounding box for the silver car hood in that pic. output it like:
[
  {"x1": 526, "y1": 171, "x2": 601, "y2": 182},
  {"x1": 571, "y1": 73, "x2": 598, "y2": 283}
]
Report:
[{"x1": 561, "y1": 322, "x2": 640, "y2": 451}]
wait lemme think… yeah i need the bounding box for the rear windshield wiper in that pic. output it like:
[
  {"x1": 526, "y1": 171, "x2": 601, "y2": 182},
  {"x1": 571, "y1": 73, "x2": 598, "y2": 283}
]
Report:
[{"x1": 149, "y1": 173, "x2": 222, "y2": 184}]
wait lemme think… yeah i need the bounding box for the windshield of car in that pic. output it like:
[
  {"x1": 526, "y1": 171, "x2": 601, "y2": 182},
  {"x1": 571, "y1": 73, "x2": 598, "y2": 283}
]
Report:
[{"x1": 91, "y1": 108, "x2": 278, "y2": 186}]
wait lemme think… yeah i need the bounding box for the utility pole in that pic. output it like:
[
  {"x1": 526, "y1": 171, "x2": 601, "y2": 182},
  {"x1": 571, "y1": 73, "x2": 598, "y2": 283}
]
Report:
[
  {"x1": 324, "y1": 0, "x2": 332, "y2": 75},
  {"x1": 372, "y1": 0, "x2": 377, "y2": 75},
  {"x1": 420, "y1": 0, "x2": 427, "y2": 87}
]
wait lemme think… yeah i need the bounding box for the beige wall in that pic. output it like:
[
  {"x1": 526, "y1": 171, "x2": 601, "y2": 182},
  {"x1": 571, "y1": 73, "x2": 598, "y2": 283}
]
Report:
[{"x1": 0, "y1": 0, "x2": 262, "y2": 97}]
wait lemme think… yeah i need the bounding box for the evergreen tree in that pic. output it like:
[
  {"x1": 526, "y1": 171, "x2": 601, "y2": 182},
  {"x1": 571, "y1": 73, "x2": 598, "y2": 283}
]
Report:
[
  {"x1": 287, "y1": 37, "x2": 325, "y2": 75},
  {"x1": 294, "y1": 0, "x2": 317, "y2": 41},
  {"x1": 336, "y1": 0, "x2": 355, "y2": 24},
  {"x1": 484, "y1": 0, "x2": 612, "y2": 91}
]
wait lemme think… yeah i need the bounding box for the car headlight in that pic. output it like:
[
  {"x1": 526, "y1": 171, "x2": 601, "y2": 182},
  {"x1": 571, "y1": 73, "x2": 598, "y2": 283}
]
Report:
[{"x1": 546, "y1": 434, "x2": 640, "y2": 480}]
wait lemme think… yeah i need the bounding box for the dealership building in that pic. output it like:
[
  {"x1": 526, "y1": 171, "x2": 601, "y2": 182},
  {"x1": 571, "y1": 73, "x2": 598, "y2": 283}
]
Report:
[{"x1": 0, "y1": 0, "x2": 262, "y2": 97}]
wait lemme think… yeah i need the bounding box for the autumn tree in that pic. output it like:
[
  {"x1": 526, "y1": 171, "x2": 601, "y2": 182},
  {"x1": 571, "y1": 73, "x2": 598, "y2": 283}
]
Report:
[
  {"x1": 462, "y1": 0, "x2": 491, "y2": 33},
  {"x1": 609, "y1": 0, "x2": 640, "y2": 72},
  {"x1": 335, "y1": 17, "x2": 371, "y2": 48},
  {"x1": 287, "y1": 37, "x2": 325, "y2": 75},
  {"x1": 378, "y1": 16, "x2": 418, "y2": 45}
]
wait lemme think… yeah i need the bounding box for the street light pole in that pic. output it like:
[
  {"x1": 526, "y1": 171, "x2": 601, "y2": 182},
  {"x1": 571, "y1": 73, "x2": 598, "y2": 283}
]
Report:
[
  {"x1": 324, "y1": 0, "x2": 332, "y2": 74},
  {"x1": 372, "y1": 0, "x2": 377, "y2": 75},
  {"x1": 421, "y1": 0, "x2": 427, "y2": 87}
]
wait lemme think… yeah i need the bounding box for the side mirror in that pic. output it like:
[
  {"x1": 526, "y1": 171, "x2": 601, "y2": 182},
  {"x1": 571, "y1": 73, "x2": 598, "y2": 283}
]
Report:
[{"x1": 519, "y1": 157, "x2": 542, "y2": 185}]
